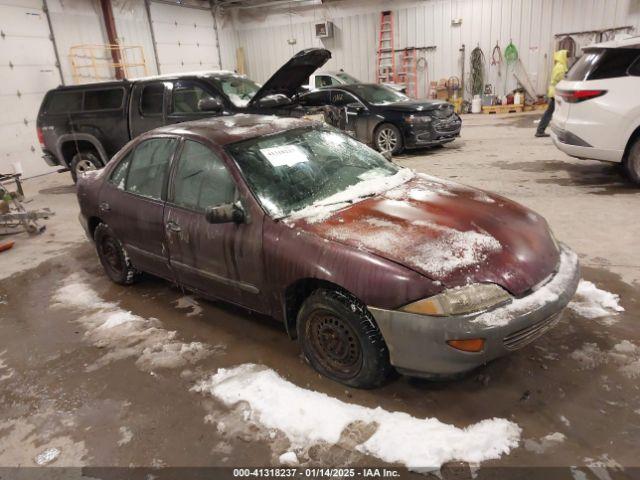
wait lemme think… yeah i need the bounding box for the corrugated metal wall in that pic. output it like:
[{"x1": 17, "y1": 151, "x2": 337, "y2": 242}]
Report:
[
  {"x1": 234, "y1": 0, "x2": 639, "y2": 97},
  {"x1": 0, "y1": 0, "x2": 62, "y2": 178}
]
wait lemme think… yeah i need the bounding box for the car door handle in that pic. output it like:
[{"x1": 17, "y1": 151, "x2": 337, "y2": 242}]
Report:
[
  {"x1": 166, "y1": 221, "x2": 181, "y2": 233},
  {"x1": 99, "y1": 202, "x2": 110, "y2": 212}
]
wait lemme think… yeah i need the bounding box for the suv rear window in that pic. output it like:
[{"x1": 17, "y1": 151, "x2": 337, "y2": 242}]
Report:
[
  {"x1": 46, "y1": 91, "x2": 83, "y2": 113},
  {"x1": 567, "y1": 48, "x2": 640, "y2": 81},
  {"x1": 84, "y1": 88, "x2": 124, "y2": 110}
]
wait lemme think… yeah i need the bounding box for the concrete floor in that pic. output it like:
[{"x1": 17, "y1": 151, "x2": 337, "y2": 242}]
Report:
[{"x1": 1, "y1": 112, "x2": 639, "y2": 478}]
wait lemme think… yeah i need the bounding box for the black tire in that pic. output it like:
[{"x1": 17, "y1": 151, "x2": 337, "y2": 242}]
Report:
[
  {"x1": 374, "y1": 123, "x2": 404, "y2": 155},
  {"x1": 297, "y1": 288, "x2": 392, "y2": 388},
  {"x1": 623, "y1": 137, "x2": 640, "y2": 184},
  {"x1": 94, "y1": 223, "x2": 138, "y2": 285},
  {"x1": 70, "y1": 151, "x2": 102, "y2": 183}
]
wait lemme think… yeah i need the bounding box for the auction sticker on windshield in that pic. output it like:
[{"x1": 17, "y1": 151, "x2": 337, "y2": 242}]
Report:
[{"x1": 261, "y1": 145, "x2": 309, "y2": 167}]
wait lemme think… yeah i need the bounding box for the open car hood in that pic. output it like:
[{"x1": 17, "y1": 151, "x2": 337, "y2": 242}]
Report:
[{"x1": 248, "y1": 48, "x2": 331, "y2": 107}]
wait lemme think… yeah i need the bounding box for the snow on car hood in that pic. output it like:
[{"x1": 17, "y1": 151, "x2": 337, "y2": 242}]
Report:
[{"x1": 289, "y1": 173, "x2": 560, "y2": 295}]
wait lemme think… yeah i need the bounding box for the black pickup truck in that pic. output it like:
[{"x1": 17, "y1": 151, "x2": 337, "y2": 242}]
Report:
[{"x1": 37, "y1": 48, "x2": 330, "y2": 181}]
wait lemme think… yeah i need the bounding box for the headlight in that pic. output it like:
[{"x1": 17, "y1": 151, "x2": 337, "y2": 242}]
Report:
[
  {"x1": 405, "y1": 114, "x2": 432, "y2": 124},
  {"x1": 400, "y1": 283, "x2": 512, "y2": 316}
]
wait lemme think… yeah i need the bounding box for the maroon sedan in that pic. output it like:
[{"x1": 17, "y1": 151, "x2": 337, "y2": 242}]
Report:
[{"x1": 77, "y1": 114, "x2": 579, "y2": 388}]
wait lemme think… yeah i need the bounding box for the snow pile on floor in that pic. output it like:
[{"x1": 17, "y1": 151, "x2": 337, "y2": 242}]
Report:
[
  {"x1": 193, "y1": 364, "x2": 521, "y2": 470},
  {"x1": 571, "y1": 341, "x2": 640, "y2": 378},
  {"x1": 286, "y1": 168, "x2": 415, "y2": 224},
  {"x1": 0, "y1": 350, "x2": 14, "y2": 382},
  {"x1": 52, "y1": 274, "x2": 221, "y2": 372},
  {"x1": 474, "y1": 247, "x2": 578, "y2": 327},
  {"x1": 568, "y1": 280, "x2": 624, "y2": 323},
  {"x1": 175, "y1": 295, "x2": 203, "y2": 317},
  {"x1": 523, "y1": 432, "x2": 566, "y2": 454},
  {"x1": 34, "y1": 447, "x2": 60, "y2": 465}
]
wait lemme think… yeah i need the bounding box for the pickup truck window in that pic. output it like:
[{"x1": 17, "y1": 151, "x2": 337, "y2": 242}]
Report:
[
  {"x1": 172, "y1": 140, "x2": 235, "y2": 211},
  {"x1": 140, "y1": 83, "x2": 164, "y2": 116},
  {"x1": 46, "y1": 91, "x2": 83, "y2": 114},
  {"x1": 126, "y1": 138, "x2": 177, "y2": 200},
  {"x1": 84, "y1": 88, "x2": 124, "y2": 111},
  {"x1": 171, "y1": 81, "x2": 219, "y2": 114}
]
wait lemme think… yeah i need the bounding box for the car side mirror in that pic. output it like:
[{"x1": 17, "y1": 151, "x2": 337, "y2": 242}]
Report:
[
  {"x1": 346, "y1": 102, "x2": 365, "y2": 112},
  {"x1": 256, "y1": 94, "x2": 292, "y2": 108},
  {"x1": 382, "y1": 150, "x2": 393, "y2": 161},
  {"x1": 198, "y1": 97, "x2": 224, "y2": 112},
  {"x1": 205, "y1": 202, "x2": 245, "y2": 224}
]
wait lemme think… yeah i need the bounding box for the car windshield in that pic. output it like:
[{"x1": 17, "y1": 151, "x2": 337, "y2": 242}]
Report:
[
  {"x1": 335, "y1": 72, "x2": 360, "y2": 84},
  {"x1": 349, "y1": 84, "x2": 410, "y2": 105},
  {"x1": 227, "y1": 127, "x2": 400, "y2": 218},
  {"x1": 210, "y1": 75, "x2": 261, "y2": 107}
]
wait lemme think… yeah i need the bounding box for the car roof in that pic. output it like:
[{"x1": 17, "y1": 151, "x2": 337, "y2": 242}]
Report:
[
  {"x1": 51, "y1": 70, "x2": 242, "y2": 91},
  {"x1": 151, "y1": 114, "x2": 320, "y2": 146},
  {"x1": 130, "y1": 70, "x2": 238, "y2": 82},
  {"x1": 586, "y1": 36, "x2": 640, "y2": 50}
]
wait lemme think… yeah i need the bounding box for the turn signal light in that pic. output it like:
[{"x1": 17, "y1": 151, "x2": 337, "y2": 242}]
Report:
[
  {"x1": 447, "y1": 338, "x2": 485, "y2": 353},
  {"x1": 556, "y1": 89, "x2": 607, "y2": 103}
]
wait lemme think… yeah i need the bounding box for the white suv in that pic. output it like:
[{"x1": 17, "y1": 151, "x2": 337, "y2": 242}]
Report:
[{"x1": 551, "y1": 37, "x2": 640, "y2": 183}]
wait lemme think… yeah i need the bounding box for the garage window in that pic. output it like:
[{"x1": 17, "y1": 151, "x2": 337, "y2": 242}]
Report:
[
  {"x1": 46, "y1": 91, "x2": 83, "y2": 114},
  {"x1": 126, "y1": 138, "x2": 177, "y2": 200},
  {"x1": 171, "y1": 140, "x2": 235, "y2": 211},
  {"x1": 84, "y1": 88, "x2": 125, "y2": 111}
]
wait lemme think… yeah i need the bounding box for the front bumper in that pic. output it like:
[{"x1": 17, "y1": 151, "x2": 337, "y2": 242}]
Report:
[
  {"x1": 403, "y1": 114, "x2": 462, "y2": 148},
  {"x1": 368, "y1": 245, "x2": 580, "y2": 378}
]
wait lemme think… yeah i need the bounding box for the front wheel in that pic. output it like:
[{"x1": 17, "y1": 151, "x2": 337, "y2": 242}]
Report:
[
  {"x1": 623, "y1": 137, "x2": 640, "y2": 184},
  {"x1": 94, "y1": 223, "x2": 139, "y2": 285},
  {"x1": 297, "y1": 289, "x2": 392, "y2": 388},
  {"x1": 70, "y1": 151, "x2": 102, "y2": 183},
  {"x1": 374, "y1": 123, "x2": 404, "y2": 155}
]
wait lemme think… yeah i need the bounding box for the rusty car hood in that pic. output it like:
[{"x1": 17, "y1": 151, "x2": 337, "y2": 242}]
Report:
[{"x1": 290, "y1": 174, "x2": 560, "y2": 296}]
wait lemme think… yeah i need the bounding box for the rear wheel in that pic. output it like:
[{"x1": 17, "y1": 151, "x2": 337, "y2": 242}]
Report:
[
  {"x1": 94, "y1": 223, "x2": 138, "y2": 285},
  {"x1": 297, "y1": 289, "x2": 392, "y2": 388},
  {"x1": 623, "y1": 137, "x2": 640, "y2": 184},
  {"x1": 70, "y1": 151, "x2": 102, "y2": 183},
  {"x1": 374, "y1": 123, "x2": 404, "y2": 155}
]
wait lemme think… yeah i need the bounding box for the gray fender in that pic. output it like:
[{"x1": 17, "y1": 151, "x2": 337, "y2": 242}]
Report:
[{"x1": 56, "y1": 134, "x2": 109, "y2": 168}]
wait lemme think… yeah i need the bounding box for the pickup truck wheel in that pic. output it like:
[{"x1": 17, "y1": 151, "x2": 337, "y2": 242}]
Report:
[
  {"x1": 94, "y1": 224, "x2": 138, "y2": 285},
  {"x1": 70, "y1": 151, "x2": 102, "y2": 183},
  {"x1": 374, "y1": 123, "x2": 404, "y2": 155},
  {"x1": 297, "y1": 289, "x2": 392, "y2": 388},
  {"x1": 624, "y1": 138, "x2": 640, "y2": 184}
]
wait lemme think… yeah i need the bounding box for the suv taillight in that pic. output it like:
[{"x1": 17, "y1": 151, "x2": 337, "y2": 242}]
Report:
[
  {"x1": 556, "y1": 89, "x2": 607, "y2": 103},
  {"x1": 36, "y1": 127, "x2": 45, "y2": 147}
]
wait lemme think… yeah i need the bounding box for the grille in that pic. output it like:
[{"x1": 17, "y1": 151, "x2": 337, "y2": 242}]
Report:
[{"x1": 503, "y1": 313, "x2": 561, "y2": 351}]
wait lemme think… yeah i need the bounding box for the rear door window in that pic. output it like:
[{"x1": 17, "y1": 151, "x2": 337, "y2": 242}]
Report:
[
  {"x1": 126, "y1": 138, "x2": 177, "y2": 200},
  {"x1": 140, "y1": 83, "x2": 165, "y2": 116},
  {"x1": 171, "y1": 140, "x2": 236, "y2": 211},
  {"x1": 84, "y1": 88, "x2": 124, "y2": 111},
  {"x1": 109, "y1": 151, "x2": 132, "y2": 190},
  {"x1": 46, "y1": 91, "x2": 83, "y2": 113}
]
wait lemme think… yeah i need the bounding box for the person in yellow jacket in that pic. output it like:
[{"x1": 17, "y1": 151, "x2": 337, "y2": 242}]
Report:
[{"x1": 536, "y1": 49, "x2": 568, "y2": 137}]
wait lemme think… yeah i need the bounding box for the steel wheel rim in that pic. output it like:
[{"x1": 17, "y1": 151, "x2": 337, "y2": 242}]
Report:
[
  {"x1": 378, "y1": 128, "x2": 397, "y2": 152},
  {"x1": 306, "y1": 310, "x2": 362, "y2": 378},
  {"x1": 100, "y1": 237, "x2": 124, "y2": 276},
  {"x1": 76, "y1": 159, "x2": 97, "y2": 174}
]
